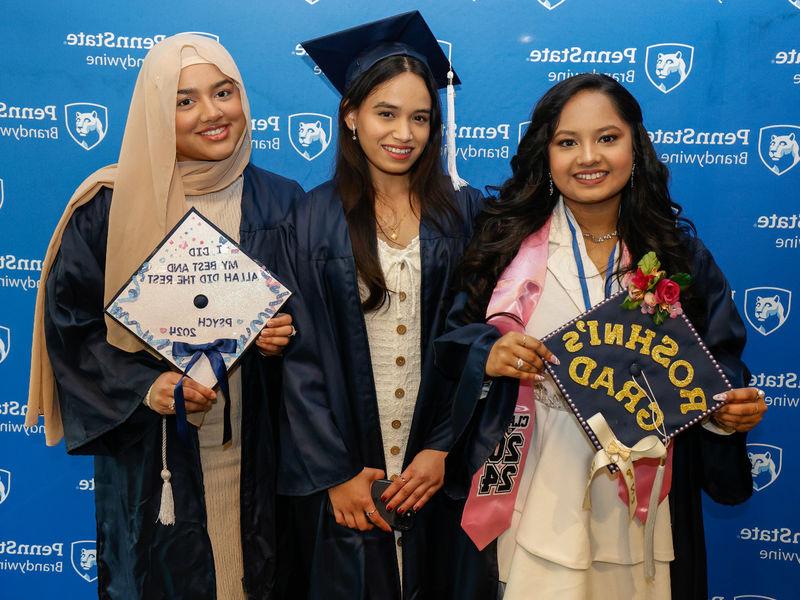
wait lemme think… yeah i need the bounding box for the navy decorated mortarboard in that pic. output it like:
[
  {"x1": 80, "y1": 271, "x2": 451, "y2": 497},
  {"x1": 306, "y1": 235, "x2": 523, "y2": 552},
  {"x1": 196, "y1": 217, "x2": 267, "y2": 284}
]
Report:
[
  {"x1": 541, "y1": 290, "x2": 732, "y2": 456},
  {"x1": 105, "y1": 209, "x2": 291, "y2": 444},
  {"x1": 300, "y1": 10, "x2": 460, "y2": 95}
]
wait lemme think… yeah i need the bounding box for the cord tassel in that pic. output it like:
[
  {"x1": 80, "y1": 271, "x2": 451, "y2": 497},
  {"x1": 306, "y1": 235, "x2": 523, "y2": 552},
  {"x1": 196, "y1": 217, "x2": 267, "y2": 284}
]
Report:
[
  {"x1": 157, "y1": 417, "x2": 176, "y2": 526},
  {"x1": 445, "y1": 70, "x2": 468, "y2": 191}
]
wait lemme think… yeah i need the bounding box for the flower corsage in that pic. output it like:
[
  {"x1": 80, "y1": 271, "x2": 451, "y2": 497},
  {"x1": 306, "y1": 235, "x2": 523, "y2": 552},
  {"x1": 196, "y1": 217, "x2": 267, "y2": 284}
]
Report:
[{"x1": 621, "y1": 251, "x2": 691, "y2": 325}]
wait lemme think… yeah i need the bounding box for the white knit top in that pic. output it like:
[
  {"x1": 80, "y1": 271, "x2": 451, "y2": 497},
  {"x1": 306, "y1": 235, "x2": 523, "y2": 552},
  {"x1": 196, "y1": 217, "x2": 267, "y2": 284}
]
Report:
[{"x1": 361, "y1": 236, "x2": 422, "y2": 481}]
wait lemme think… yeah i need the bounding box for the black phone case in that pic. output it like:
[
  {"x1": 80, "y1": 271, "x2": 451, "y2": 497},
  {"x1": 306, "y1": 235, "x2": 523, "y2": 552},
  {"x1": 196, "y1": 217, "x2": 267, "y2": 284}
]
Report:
[{"x1": 371, "y1": 479, "x2": 415, "y2": 532}]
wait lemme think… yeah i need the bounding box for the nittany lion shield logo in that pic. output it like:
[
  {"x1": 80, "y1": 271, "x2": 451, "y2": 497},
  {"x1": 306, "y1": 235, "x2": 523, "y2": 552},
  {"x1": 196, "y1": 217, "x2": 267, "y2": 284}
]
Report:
[
  {"x1": 518, "y1": 121, "x2": 531, "y2": 143},
  {"x1": 71, "y1": 540, "x2": 98, "y2": 583},
  {"x1": 0, "y1": 469, "x2": 10, "y2": 505},
  {"x1": 758, "y1": 125, "x2": 800, "y2": 176},
  {"x1": 288, "y1": 113, "x2": 332, "y2": 161},
  {"x1": 64, "y1": 103, "x2": 109, "y2": 151},
  {"x1": 645, "y1": 43, "x2": 695, "y2": 94},
  {"x1": 537, "y1": 0, "x2": 568, "y2": 9},
  {"x1": 789, "y1": 0, "x2": 800, "y2": 10},
  {"x1": 748, "y1": 443, "x2": 783, "y2": 492},
  {"x1": 0, "y1": 326, "x2": 10, "y2": 364},
  {"x1": 744, "y1": 287, "x2": 792, "y2": 336}
]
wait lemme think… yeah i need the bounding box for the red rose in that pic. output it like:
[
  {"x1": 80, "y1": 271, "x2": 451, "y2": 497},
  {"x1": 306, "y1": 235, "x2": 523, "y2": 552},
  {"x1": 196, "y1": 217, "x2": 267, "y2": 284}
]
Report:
[
  {"x1": 630, "y1": 268, "x2": 654, "y2": 291},
  {"x1": 655, "y1": 278, "x2": 681, "y2": 305}
]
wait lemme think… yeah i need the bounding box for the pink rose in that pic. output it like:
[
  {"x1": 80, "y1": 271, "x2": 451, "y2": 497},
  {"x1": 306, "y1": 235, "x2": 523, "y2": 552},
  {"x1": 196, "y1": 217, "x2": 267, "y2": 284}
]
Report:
[
  {"x1": 655, "y1": 278, "x2": 681, "y2": 306},
  {"x1": 643, "y1": 292, "x2": 657, "y2": 307}
]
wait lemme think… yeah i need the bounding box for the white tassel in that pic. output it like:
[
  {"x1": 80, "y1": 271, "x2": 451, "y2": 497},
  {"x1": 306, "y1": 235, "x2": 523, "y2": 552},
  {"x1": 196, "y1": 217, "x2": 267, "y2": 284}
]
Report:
[
  {"x1": 157, "y1": 417, "x2": 176, "y2": 526},
  {"x1": 643, "y1": 460, "x2": 666, "y2": 581},
  {"x1": 445, "y1": 70, "x2": 468, "y2": 191}
]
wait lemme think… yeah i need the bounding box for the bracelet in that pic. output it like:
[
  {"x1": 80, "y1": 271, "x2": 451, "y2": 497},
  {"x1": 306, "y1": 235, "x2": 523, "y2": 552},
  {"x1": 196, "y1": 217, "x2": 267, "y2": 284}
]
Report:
[{"x1": 144, "y1": 387, "x2": 153, "y2": 409}]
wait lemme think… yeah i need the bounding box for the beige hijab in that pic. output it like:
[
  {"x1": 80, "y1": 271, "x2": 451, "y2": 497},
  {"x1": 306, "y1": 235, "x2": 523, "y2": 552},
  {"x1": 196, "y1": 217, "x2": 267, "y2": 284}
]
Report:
[{"x1": 27, "y1": 34, "x2": 252, "y2": 444}]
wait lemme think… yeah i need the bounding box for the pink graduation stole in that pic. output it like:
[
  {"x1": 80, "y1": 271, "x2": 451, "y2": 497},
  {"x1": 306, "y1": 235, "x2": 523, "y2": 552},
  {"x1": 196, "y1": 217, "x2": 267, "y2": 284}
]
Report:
[
  {"x1": 460, "y1": 221, "x2": 673, "y2": 551},
  {"x1": 460, "y1": 221, "x2": 550, "y2": 551}
]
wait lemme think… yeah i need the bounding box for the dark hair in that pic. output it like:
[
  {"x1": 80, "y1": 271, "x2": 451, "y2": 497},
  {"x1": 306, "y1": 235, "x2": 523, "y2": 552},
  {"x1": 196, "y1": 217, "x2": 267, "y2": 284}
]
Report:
[
  {"x1": 335, "y1": 54, "x2": 459, "y2": 311},
  {"x1": 457, "y1": 74, "x2": 698, "y2": 324}
]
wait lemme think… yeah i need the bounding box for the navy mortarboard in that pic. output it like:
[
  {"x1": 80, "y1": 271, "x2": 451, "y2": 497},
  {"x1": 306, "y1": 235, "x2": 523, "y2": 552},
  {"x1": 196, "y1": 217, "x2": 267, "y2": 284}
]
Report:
[{"x1": 301, "y1": 10, "x2": 467, "y2": 189}]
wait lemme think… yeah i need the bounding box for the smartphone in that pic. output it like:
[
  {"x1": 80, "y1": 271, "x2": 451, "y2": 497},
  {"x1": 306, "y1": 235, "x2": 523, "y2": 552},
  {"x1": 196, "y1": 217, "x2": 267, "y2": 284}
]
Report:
[{"x1": 370, "y1": 479, "x2": 415, "y2": 532}]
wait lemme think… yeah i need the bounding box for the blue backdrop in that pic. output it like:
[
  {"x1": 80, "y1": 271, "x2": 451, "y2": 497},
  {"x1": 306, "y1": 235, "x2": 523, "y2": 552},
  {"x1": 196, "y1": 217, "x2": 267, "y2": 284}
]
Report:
[{"x1": 1, "y1": 1, "x2": 798, "y2": 599}]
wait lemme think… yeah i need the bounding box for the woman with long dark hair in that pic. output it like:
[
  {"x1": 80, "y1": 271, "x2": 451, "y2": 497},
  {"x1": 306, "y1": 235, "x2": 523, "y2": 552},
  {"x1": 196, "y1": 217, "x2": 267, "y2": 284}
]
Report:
[
  {"x1": 437, "y1": 74, "x2": 765, "y2": 599},
  {"x1": 274, "y1": 12, "x2": 492, "y2": 600}
]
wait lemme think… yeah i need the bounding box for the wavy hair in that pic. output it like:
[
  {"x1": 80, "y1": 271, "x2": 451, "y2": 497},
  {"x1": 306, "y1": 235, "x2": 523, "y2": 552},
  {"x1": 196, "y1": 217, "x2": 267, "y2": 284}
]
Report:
[
  {"x1": 335, "y1": 55, "x2": 459, "y2": 311},
  {"x1": 457, "y1": 74, "x2": 698, "y2": 324}
]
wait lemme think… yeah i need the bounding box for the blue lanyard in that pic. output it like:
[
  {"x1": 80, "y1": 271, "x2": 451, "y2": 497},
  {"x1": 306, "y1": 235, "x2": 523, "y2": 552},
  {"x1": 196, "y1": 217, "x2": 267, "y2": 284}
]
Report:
[{"x1": 566, "y1": 215, "x2": 617, "y2": 312}]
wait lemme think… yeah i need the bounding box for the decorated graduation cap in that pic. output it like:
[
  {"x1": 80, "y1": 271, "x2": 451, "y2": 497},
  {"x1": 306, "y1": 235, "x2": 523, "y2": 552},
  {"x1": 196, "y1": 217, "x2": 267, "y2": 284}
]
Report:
[
  {"x1": 301, "y1": 10, "x2": 467, "y2": 190},
  {"x1": 106, "y1": 209, "x2": 291, "y2": 446},
  {"x1": 541, "y1": 281, "x2": 732, "y2": 579}
]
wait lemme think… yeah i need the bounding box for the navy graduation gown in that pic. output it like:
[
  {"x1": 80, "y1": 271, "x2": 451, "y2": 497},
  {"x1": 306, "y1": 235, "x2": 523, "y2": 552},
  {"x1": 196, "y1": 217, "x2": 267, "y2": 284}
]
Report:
[
  {"x1": 275, "y1": 180, "x2": 495, "y2": 600},
  {"x1": 435, "y1": 236, "x2": 752, "y2": 600},
  {"x1": 44, "y1": 164, "x2": 305, "y2": 600}
]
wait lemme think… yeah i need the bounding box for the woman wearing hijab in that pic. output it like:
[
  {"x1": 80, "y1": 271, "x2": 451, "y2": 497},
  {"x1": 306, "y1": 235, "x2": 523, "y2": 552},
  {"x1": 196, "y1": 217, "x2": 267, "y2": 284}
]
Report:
[
  {"x1": 26, "y1": 34, "x2": 303, "y2": 599},
  {"x1": 274, "y1": 12, "x2": 492, "y2": 600}
]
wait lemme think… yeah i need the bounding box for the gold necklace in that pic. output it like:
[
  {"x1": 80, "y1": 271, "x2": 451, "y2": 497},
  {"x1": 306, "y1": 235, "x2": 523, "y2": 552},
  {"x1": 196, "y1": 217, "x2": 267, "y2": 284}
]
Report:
[{"x1": 375, "y1": 198, "x2": 410, "y2": 241}]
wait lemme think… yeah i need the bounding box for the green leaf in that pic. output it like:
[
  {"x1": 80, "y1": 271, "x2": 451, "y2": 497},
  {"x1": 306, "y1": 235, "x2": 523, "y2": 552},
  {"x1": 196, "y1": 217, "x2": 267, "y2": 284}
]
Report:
[
  {"x1": 652, "y1": 309, "x2": 667, "y2": 326},
  {"x1": 621, "y1": 297, "x2": 640, "y2": 310},
  {"x1": 638, "y1": 251, "x2": 661, "y2": 275},
  {"x1": 671, "y1": 272, "x2": 692, "y2": 290}
]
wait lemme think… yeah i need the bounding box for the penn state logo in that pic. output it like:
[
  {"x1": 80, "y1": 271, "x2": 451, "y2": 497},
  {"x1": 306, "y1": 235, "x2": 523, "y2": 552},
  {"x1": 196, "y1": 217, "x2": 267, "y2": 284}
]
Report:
[
  {"x1": 288, "y1": 113, "x2": 332, "y2": 161},
  {"x1": 0, "y1": 326, "x2": 10, "y2": 364},
  {"x1": 71, "y1": 540, "x2": 98, "y2": 583},
  {"x1": 758, "y1": 125, "x2": 800, "y2": 176},
  {"x1": 64, "y1": 103, "x2": 109, "y2": 151},
  {"x1": 174, "y1": 31, "x2": 220, "y2": 42},
  {"x1": 537, "y1": 0, "x2": 568, "y2": 9},
  {"x1": 0, "y1": 469, "x2": 10, "y2": 505},
  {"x1": 744, "y1": 287, "x2": 792, "y2": 336},
  {"x1": 518, "y1": 121, "x2": 531, "y2": 143},
  {"x1": 645, "y1": 43, "x2": 695, "y2": 94},
  {"x1": 748, "y1": 443, "x2": 783, "y2": 492},
  {"x1": 789, "y1": 0, "x2": 800, "y2": 9}
]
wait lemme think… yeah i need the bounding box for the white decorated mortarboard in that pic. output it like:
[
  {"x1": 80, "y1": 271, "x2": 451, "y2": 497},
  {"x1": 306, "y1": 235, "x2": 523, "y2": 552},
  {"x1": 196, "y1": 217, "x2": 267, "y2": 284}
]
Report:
[{"x1": 106, "y1": 208, "x2": 291, "y2": 445}]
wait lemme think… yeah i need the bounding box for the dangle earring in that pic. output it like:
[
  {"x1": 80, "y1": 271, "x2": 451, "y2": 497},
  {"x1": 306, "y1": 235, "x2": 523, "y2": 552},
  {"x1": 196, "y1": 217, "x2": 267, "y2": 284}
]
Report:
[
  {"x1": 548, "y1": 172, "x2": 554, "y2": 197},
  {"x1": 630, "y1": 161, "x2": 636, "y2": 191},
  {"x1": 351, "y1": 121, "x2": 357, "y2": 141}
]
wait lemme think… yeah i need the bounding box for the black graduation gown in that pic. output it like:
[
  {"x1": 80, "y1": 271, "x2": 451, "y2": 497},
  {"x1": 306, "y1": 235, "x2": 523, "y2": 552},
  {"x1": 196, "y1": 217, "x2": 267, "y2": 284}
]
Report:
[
  {"x1": 44, "y1": 164, "x2": 305, "y2": 600},
  {"x1": 275, "y1": 180, "x2": 495, "y2": 600},
  {"x1": 434, "y1": 236, "x2": 753, "y2": 600}
]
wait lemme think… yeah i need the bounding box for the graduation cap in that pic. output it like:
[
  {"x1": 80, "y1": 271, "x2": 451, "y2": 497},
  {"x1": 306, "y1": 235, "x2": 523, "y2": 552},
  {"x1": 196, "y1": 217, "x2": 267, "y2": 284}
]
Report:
[
  {"x1": 301, "y1": 11, "x2": 467, "y2": 190},
  {"x1": 106, "y1": 208, "x2": 291, "y2": 444},
  {"x1": 541, "y1": 290, "x2": 732, "y2": 455}
]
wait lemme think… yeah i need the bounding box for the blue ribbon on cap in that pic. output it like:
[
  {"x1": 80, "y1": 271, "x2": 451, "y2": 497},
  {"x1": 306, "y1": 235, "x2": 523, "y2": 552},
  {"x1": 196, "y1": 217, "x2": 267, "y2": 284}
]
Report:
[{"x1": 171, "y1": 338, "x2": 237, "y2": 445}]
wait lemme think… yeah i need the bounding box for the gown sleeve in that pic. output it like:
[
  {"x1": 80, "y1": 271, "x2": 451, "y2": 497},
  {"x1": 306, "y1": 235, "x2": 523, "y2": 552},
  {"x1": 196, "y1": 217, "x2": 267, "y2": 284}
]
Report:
[
  {"x1": 44, "y1": 189, "x2": 168, "y2": 455},
  {"x1": 688, "y1": 237, "x2": 752, "y2": 505},
  {"x1": 276, "y1": 190, "x2": 362, "y2": 496},
  {"x1": 434, "y1": 290, "x2": 518, "y2": 499}
]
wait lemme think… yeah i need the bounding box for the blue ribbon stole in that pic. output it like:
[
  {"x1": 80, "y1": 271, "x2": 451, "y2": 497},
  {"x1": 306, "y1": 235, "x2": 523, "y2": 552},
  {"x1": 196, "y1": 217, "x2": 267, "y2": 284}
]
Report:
[
  {"x1": 566, "y1": 214, "x2": 617, "y2": 312},
  {"x1": 171, "y1": 338, "x2": 238, "y2": 445}
]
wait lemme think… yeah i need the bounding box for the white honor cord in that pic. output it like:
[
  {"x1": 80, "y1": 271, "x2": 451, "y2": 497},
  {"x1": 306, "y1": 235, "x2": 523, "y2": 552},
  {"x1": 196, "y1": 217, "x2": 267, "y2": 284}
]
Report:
[
  {"x1": 445, "y1": 70, "x2": 468, "y2": 191},
  {"x1": 157, "y1": 417, "x2": 176, "y2": 525}
]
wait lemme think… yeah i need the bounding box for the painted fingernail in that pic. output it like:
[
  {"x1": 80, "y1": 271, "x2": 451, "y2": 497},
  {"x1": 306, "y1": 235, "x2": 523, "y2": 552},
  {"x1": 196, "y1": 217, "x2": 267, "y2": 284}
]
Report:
[
  {"x1": 386, "y1": 505, "x2": 393, "y2": 511},
  {"x1": 713, "y1": 393, "x2": 727, "y2": 402},
  {"x1": 380, "y1": 496, "x2": 387, "y2": 503},
  {"x1": 396, "y1": 509, "x2": 404, "y2": 515},
  {"x1": 533, "y1": 374, "x2": 546, "y2": 381},
  {"x1": 549, "y1": 355, "x2": 560, "y2": 365}
]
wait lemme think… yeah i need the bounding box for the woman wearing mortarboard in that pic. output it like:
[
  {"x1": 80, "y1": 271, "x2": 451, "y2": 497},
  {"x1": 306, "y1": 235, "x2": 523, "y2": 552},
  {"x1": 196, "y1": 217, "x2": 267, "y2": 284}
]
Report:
[
  {"x1": 26, "y1": 34, "x2": 303, "y2": 599},
  {"x1": 436, "y1": 74, "x2": 765, "y2": 599},
  {"x1": 275, "y1": 11, "x2": 495, "y2": 600}
]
